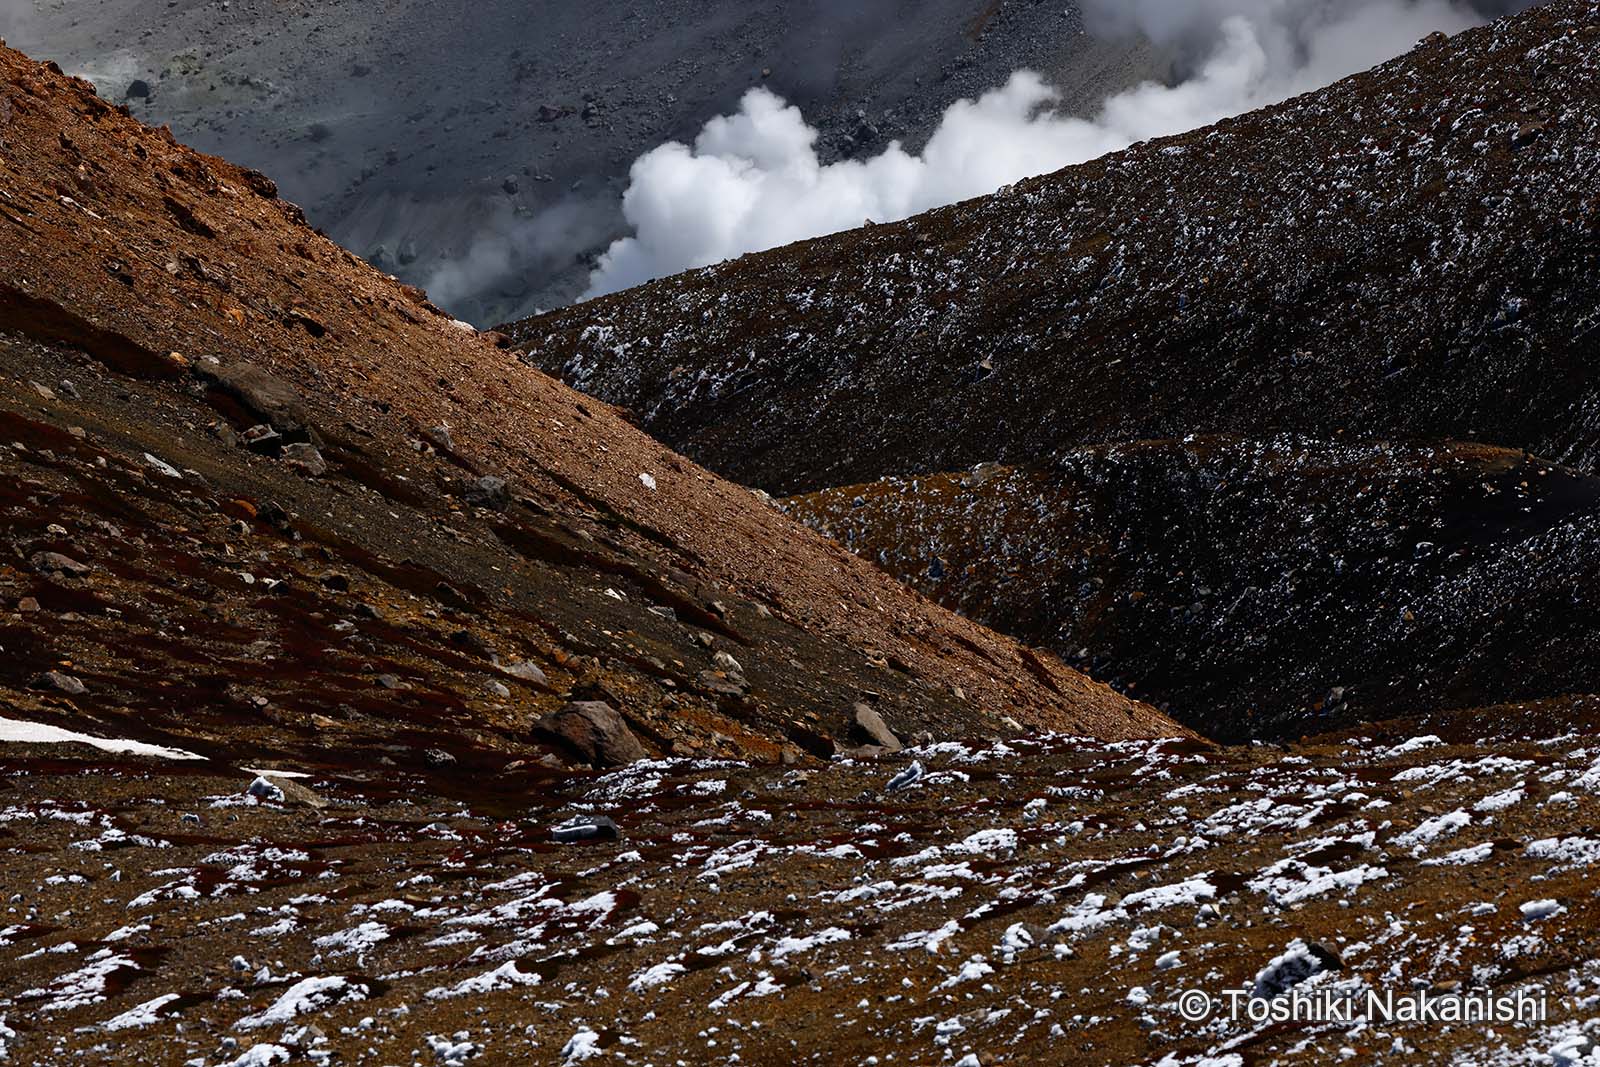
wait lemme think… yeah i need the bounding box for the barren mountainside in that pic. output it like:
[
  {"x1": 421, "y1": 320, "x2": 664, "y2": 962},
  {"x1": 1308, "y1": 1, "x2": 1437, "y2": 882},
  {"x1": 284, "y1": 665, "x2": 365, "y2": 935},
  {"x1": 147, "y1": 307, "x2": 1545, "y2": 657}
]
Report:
[
  {"x1": 509, "y1": 0, "x2": 1600, "y2": 748},
  {"x1": 4, "y1": 0, "x2": 1166, "y2": 321},
  {"x1": 512, "y1": 0, "x2": 1600, "y2": 495},
  {"x1": 0, "y1": 42, "x2": 1175, "y2": 783},
  {"x1": 785, "y1": 436, "x2": 1600, "y2": 739},
  {"x1": 7, "y1": 6, "x2": 1600, "y2": 1067}
]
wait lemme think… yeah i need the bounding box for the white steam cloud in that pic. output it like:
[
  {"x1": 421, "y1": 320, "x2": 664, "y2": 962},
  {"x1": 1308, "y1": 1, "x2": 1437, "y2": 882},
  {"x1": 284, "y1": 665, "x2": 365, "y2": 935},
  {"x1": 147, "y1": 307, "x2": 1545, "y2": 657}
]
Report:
[{"x1": 584, "y1": 0, "x2": 1509, "y2": 298}]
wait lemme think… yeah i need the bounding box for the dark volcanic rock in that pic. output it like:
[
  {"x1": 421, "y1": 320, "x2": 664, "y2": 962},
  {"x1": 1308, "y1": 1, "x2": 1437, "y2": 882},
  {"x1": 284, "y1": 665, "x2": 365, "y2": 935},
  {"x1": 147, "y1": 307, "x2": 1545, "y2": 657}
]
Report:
[
  {"x1": 32, "y1": 670, "x2": 87, "y2": 696},
  {"x1": 1252, "y1": 941, "x2": 1343, "y2": 1000},
  {"x1": 30, "y1": 551, "x2": 91, "y2": 577},
  {"x1": 465, "y1": 474, "x2": 511, "y2": 510},
  {"x1": 884, "y1": 760, "x2": 925, "y2": 793},
  {"x1": 550, "y1": 815, "x2": 621, "y2": 842},
  {"x1": 788, "y1": 436, "x2": 1600, "y2": 740}
]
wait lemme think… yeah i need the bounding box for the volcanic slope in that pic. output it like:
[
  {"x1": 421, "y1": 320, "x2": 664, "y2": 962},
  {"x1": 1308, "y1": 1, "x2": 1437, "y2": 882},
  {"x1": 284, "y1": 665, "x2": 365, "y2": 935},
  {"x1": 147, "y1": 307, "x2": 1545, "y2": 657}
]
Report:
[
  {"x1": 511, "y1": 0, "x2": 1600, "y2": 496},
  {"x1": 0, "y1": 44, "x2": 1178, "y2": 785},
  {"x1": 785, "y1": 436, "x2": 1600, "y2": 740},
  {"x1": 4, "y1": 0, "x2": 1166, "y2": 321}
]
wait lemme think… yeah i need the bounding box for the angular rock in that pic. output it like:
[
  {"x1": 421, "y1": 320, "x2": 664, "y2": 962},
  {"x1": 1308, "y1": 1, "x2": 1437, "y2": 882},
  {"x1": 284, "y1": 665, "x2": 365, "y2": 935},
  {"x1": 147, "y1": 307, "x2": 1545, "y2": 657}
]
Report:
[
  {"x1": 550, "y1": 815, "x2": 620, "y2": 843},
  {"x1": 465, "y1": 475, "x2": 510, "y2": 510},
  {"x1": 246, "y1": 773, "x2": 328, "y2": 809},
  {"x1": 271, "y1": 777, "x2": 329, "y2": 809},
  {"x1": 499, "y1": 659, "x2": 548, "y2": 687},
  {"x1": 241, "y1": 424, "x2": 282, "y2": 452},
  {"x1": 696, "y1": 670, "x2": 747, "y2": 700},
  {"x1": 852, "y1": 703, "x2": 902, "y2": 752},
  {"x1": 245, "y1": 775, "x2": 284, "y2": 802},
  {"x1": 144, "y1": 452, "x2": 182, "y2": 478},
  {"x1": 537, "y1": 700, "x2": 646, "y2": 767},
  {"x1": 33, "y1": 670, "x2": 87, "y2": 696},
  {"x1": 194, "y1": 358, "x2": 316, "y2": 438},
  {"x1": 281, "y1": 442, "x2": 327, "y2": 477},
  {"x1": 30, "y1": 551, "x2": 91, "y2": 577}
]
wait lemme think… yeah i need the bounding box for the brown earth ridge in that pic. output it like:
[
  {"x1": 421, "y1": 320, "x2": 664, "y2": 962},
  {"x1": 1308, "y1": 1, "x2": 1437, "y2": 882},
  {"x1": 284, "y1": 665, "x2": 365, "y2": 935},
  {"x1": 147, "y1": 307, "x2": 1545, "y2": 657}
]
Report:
[{"x1": 0, "y1": 39, "x2": 1177, "y2": 784}]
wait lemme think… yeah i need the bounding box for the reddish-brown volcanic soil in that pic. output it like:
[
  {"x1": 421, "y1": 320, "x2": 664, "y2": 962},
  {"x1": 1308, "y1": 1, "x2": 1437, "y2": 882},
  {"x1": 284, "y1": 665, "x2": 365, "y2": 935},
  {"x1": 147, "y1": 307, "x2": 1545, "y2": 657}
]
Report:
[{"x1": 0, "y1": 42, "x2": 1175, "y2": 770}]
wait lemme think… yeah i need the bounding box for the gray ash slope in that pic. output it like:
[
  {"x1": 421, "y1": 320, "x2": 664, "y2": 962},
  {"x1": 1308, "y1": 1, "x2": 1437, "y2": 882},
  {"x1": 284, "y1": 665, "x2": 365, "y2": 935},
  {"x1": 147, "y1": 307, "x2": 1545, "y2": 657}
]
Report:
[
  {"x1": 1, "y1": 0, "x2": 1164, "y2": 324},
  {"x1": 512, "y1": 0, "x2": 1600, "y2": 497}
]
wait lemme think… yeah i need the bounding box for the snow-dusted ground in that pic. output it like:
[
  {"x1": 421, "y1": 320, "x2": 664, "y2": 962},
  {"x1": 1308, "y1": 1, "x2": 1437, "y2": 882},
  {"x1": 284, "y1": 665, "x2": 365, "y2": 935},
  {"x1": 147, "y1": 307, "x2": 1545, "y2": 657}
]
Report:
[{"x1": 3, "y1": 723, "x2": 1598, "y2": 1064}]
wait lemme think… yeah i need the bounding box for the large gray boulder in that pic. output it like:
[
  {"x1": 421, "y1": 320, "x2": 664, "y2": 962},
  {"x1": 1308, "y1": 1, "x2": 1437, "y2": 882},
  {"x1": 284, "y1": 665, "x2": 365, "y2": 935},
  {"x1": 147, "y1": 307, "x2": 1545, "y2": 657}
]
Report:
[
  {"x1": 852, "y1": 703, "x2": 902, "y2": 752},
  {"x1": 538, "y1": 701, "x2": 646, "y2": 767}
]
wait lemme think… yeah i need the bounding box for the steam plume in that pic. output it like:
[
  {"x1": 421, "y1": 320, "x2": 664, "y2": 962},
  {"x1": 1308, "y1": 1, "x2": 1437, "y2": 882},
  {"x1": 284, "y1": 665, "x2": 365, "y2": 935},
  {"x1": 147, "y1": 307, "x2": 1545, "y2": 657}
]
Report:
[{"x1": 585, "y1": 0, "x2": 1532, "y2": 298}]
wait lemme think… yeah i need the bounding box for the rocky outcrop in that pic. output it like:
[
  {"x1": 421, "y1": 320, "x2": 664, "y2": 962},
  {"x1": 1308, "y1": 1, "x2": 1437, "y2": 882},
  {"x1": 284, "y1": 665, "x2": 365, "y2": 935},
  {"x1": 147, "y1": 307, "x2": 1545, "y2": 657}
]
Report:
[{"x1": 787, "y1": 436, "x2": 1600, "y2": 740}]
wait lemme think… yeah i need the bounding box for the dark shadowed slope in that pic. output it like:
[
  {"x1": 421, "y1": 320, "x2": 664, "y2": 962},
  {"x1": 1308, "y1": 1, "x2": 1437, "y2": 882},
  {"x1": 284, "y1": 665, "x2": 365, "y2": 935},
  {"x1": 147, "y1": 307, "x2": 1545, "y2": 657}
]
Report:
[
  {"x1": 785, "y1": 436, "x2": 1600, "y2": 740},
  {"x1": 0, "y1": 44, "x2": 1179, "y2": 781},
  {"x1": 511, "y1": 0, "x2": 1600, "y2": 496}
]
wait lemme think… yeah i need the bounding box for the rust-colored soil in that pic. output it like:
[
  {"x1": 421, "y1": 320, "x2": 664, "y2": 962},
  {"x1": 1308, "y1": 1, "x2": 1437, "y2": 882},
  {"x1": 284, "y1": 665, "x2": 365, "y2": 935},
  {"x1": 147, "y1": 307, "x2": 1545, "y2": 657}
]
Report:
[{"x1": 0, "y1": 43, "x2": 1174, "y2": 766}]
